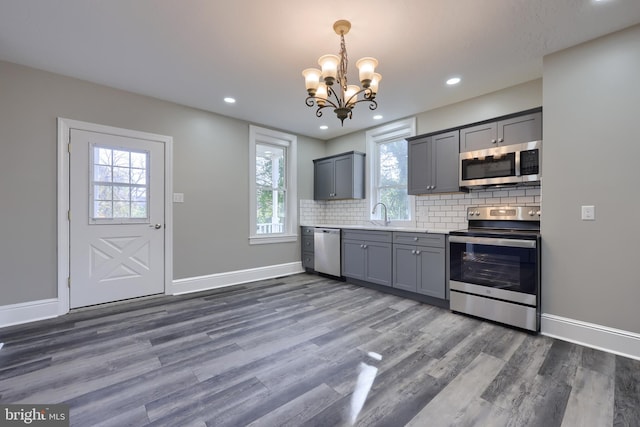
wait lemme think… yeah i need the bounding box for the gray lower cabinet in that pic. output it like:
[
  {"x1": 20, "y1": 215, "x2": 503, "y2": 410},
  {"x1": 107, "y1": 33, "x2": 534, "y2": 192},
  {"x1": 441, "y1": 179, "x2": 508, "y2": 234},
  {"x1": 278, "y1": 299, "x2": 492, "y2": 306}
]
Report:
[
  {"x1": 301, "y1": 226, "x2": 314, "y2": 271},
  {"x1": 460, "y1": 111, "x2": 542, "y2": 152},
  {"x1": 342, "y1": 229, "x2": 392, "y2": 287},
  {"x1": 408, "y1": 130, "x2": 460, "y2": 195},
  {"x1": 393, "y1": 232, "x2": 446, "y2": 299}
]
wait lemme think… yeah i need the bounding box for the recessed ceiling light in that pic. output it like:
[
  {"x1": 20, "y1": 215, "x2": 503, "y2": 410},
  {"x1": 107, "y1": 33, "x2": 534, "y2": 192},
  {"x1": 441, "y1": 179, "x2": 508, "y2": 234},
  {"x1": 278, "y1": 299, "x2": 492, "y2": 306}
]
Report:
[
  {"x1": 319, "y1": 125, "x2": 328, "y2": 130},
  {"x1": 446, "y1": 77, "x2": 461, "y2": 85},
  {"x1": 373, "y1": 115, "x2": 383, "y2": 120},
  {"x1": 224, "y1": 97, "x2": 236, "y2": 103}
]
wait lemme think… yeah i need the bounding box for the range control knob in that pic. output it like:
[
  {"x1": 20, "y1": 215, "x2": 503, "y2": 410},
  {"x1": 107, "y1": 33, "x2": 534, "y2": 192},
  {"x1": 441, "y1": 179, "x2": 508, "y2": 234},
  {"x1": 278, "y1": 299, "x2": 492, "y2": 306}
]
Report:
[{"x1": 528, "y1": 210, "x2": 535, "y2": 216}]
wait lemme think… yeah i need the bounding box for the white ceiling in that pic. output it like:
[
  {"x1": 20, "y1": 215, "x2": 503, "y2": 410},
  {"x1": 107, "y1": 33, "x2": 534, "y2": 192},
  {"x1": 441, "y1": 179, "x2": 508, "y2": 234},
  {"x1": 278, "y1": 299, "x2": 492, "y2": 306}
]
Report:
[{"x1": 1, "y1": 0, "x2": 639, "y2": 140}]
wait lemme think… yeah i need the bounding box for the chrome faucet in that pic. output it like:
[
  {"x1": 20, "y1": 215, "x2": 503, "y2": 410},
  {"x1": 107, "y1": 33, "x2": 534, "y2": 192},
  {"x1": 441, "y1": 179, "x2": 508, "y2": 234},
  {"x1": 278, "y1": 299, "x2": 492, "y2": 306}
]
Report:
[{"x1": 372, "y1": 202, "x2": 390, "y2": 226}]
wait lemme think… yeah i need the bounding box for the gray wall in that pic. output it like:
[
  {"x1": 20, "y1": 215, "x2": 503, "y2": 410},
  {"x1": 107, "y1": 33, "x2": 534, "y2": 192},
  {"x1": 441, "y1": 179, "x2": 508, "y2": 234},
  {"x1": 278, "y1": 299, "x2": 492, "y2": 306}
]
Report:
[
  {"x1": 325, "y1": 79, "x2": 542, "y2": 156},
  {"x1": 542, "y1": 24, "x2": 640, "y2": 333},
  {"x1": 0, "y1": 60, "x2": 325, "y2": 305}
]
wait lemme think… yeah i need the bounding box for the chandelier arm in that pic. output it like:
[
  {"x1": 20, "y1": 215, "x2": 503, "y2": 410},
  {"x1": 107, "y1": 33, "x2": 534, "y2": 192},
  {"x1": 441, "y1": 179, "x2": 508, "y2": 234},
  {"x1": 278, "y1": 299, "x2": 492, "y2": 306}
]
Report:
[
  {"x1": 349, "y1": 97, "x2": 378, "y2": 110},
  {"x1": 305, "y1": 95, "x2": 340, "y2": 110},
  {"x1": 344, "y1": 88, "x2": 378, "y2": 111},
  {"x1": 326, "y1": 85, "x2": 345, "y2": 109}
]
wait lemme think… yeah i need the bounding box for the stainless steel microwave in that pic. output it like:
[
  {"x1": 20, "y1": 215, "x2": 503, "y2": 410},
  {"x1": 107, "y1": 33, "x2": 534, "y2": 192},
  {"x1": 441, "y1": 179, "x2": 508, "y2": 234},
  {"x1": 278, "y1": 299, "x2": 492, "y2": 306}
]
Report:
[{"x1": 459, "y1": 140, "x2": 542, "y2": 188}]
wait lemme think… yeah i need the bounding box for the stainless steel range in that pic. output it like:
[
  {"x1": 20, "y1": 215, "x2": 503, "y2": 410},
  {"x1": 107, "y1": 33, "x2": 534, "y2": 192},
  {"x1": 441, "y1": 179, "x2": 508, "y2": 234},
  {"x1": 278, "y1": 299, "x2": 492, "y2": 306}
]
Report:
[{"x1": 449, "y1": 206, "x2": 541, "y2": 332}]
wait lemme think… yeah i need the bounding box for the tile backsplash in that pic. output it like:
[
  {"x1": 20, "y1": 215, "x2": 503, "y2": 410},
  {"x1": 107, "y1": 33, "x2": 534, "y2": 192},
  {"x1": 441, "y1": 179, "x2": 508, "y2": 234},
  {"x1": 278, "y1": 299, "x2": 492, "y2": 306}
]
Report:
[{"x1": 300, "y1": 186, "x2": 541, "y2": 231}]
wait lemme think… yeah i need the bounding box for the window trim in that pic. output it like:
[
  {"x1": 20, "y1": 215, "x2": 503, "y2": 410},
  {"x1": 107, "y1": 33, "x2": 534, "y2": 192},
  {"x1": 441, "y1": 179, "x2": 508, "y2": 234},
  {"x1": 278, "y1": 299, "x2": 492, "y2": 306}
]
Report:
[
  {"x1": 366, "y1": 118, "x2": 417, "y2": 227},
  {"x1": 249, "y1": 125, "x2": 297, "y2": 245}
]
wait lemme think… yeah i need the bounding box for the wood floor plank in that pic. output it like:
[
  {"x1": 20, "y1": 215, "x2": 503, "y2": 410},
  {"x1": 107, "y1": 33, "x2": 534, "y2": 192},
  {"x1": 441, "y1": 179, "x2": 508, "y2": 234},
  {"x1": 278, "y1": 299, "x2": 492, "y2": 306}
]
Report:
[
  {"x1": 613, "y1": 355, "x2": 640, "y2": 426},
  {"x1": 538, "y1": 339, "x2": 583, "y2": 386},
  {"x1": 406, "y1": 352, "x2": 505, "y2": 426},
  {"x1": 561, "y1": 366, "x2": 614, "y2": 427},
  {"x1": 245, "y1": 383, "x2": 342, "y2": 427},
  {"x1": 146, "y1": 376, "x2": 269, "y2": 426},
  {"x1": 503, "y1": 373, "x2": 572, "y2": 427},
  {"x1": 481, "y1": 334, "x2": 554, "y2": 410},
  {"x1": 0, "y1": 273, "x2": 636, "y2": 426},
  {"x1": 67, "y1": 366, "x2": 200, "y2": 426}
]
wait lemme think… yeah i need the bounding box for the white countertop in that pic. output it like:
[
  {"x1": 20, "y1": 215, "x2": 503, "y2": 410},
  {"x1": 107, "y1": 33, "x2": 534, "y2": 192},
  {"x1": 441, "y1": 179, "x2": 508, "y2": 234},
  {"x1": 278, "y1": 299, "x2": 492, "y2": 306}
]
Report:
[{"x1": 304, "y1": 224, "x2": 454, "y2": 234}]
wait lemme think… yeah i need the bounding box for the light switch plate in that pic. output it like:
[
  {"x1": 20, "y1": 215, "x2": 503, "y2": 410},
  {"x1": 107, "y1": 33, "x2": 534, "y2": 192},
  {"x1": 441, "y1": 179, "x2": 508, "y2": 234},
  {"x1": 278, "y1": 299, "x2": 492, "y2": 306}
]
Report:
[
  {"x1": 581, "y1": 205, "x2": 595, "y2": 220},
  {"x1": 173, "y1": 193, "x2": 184, "y2": 203}
]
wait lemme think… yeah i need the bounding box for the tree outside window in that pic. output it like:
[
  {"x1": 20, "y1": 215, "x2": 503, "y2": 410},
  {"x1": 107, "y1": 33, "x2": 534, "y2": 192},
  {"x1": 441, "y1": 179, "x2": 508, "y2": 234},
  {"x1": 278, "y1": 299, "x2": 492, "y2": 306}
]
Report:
[
  {"x1": 376, "y1": 139, "x2": 409, "y2": 221},
  {"x1": 255, "y1": 144, "x2": 286, "y2": 234},
  {"x1": 367, "y1": 118, "x2": 416, "y2": 226}
]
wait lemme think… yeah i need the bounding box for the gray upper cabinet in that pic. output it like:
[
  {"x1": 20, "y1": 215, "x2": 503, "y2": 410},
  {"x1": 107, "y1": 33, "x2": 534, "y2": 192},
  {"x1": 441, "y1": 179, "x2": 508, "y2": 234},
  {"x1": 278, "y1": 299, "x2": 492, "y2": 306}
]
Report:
[
  {"x1": 408, "y1": 130, "x2": 460, "y2": 195},
  {"x1": 313, "y1": 152, "x2": 365, "y2": 200},
  {"x1": 460, "y1": 112, "x2": 542, "y2": 152}
]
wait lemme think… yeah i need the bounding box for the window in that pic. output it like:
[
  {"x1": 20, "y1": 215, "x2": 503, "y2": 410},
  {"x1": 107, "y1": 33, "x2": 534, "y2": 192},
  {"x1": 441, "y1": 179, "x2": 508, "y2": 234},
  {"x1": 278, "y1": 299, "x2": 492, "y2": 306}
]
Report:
[
  {"x1": 90, "y1": 145, "x2": 149, "y2": 223},
  {"x1": 366, "y1": 118, "x2": 416, "y2": 225},
  {"x1": 249, "y1": 125, "x2": 297, "y2": 244}
]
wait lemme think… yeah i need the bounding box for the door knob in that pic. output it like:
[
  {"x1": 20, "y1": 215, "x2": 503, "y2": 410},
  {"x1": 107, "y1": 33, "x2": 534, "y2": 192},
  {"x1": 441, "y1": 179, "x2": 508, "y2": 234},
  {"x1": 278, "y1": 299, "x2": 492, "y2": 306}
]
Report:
[{"x1": 150, "y1": 224, "x2": 162, "y2": 229}]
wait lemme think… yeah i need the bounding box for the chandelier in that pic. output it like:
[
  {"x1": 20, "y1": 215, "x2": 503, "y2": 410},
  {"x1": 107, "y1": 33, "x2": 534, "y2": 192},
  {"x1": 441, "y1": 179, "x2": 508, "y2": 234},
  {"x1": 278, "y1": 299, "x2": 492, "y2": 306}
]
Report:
[{"x1": 302, "y1": 20, "x2": 381, "y2": 126}]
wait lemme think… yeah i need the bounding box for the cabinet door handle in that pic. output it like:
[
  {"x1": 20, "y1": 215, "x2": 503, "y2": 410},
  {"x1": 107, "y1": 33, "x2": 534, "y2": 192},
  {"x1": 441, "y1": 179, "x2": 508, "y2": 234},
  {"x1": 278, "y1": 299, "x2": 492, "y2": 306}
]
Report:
[
  {"x1": 416, "y1": 250, "x2": 421, "y2": 255},
  {"x1": 413, "y1": 237, "x2": 418, "y2": 241},
  {"x1": 411, "y1": 250, "x2": 416, "y2": 255},
  {"x1": 498, "y1": 137, "x2": 504, "y2": 143},
  {"x1": 491, "y1": 139, "x2": 497, "y2": 144},
  {"x1": 363, "y1": 244, "x2": 368, "y2": 249}
]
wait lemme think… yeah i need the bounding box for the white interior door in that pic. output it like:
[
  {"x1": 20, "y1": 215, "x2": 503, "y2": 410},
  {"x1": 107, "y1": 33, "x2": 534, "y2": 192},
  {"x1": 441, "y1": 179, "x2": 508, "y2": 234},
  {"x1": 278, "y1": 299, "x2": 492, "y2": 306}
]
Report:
[{"x1": 69, "y1": 129, "x2": 165, "y2": 308}]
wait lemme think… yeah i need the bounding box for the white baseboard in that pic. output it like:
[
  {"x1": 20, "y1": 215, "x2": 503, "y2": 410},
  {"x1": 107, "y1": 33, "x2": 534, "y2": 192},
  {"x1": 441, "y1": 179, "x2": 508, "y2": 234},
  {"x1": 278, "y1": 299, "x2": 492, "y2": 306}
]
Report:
[
  {"x1": 171, "y1": 262, "x2": 305, "y2": 295},
  {"x1": 541, "y1": 313, "x2": 640, "y2": 361},
  {"x1": 0, "y1": 298, "x2": 60, "y2": 329}
]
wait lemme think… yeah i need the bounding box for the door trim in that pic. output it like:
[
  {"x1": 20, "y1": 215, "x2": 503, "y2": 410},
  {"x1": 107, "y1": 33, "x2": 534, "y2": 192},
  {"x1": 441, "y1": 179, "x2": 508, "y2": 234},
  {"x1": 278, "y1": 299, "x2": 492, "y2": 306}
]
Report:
[{"x1": 57, "y1": 118, "x2": 174, "y2": 315}]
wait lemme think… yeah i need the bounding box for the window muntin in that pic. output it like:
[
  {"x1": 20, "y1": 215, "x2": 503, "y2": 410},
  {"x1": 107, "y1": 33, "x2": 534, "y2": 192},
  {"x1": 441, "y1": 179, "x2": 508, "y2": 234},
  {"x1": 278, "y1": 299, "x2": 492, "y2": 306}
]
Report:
[
  {"x1": 255, "y1": 143, "x2": 286, "y2": 234},
  {"x1": 90, "y1": 145, "x2": 150, "y2": 223}
]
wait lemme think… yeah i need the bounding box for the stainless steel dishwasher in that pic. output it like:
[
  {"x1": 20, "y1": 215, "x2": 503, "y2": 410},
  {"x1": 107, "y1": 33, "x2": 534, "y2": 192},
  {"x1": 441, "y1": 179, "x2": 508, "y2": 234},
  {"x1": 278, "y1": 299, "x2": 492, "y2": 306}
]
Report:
[{"x1": 314, "y1": 228, "x2": 341, "y2": 277}]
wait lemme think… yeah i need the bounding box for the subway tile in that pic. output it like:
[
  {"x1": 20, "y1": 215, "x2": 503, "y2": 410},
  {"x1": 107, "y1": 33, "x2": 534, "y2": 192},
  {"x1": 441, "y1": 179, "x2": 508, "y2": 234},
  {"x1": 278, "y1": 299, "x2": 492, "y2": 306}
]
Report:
[{"x1": 517, "y1": 196, "x2": 535, "y2": 204}]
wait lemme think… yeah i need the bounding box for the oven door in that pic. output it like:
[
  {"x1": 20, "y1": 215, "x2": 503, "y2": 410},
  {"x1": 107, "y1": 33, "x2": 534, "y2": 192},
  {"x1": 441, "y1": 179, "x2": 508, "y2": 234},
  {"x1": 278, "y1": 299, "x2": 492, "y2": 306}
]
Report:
[{"x1": 449, "y1": 235, "x2": 539, "y2": 306}]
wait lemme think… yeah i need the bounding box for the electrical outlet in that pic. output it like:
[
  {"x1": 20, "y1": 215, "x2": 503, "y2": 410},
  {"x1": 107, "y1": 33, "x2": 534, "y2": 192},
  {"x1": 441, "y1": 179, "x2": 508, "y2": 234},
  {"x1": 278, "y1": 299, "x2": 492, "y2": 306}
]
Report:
[
  {"x1": 581, "y1": 205, "x2": 595, "y2": 220},
  {"x1": 173, "y1": 193, "x2": 184, "y2": 203}
]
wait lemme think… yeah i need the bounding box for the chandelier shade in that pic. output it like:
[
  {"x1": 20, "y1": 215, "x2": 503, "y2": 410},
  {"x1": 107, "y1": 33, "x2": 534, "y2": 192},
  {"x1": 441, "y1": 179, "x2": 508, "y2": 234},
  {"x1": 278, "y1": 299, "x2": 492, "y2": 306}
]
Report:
[{"x1": 302, "y1": 20, "x2": 381, "y2": 125}]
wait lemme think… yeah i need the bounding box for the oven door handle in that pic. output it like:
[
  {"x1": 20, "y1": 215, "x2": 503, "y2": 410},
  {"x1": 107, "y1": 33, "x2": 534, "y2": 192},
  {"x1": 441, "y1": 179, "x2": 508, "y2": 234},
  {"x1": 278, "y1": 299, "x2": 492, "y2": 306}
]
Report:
[{"x1": 449, "y1": 235, "x2": 537, "y2": 248}]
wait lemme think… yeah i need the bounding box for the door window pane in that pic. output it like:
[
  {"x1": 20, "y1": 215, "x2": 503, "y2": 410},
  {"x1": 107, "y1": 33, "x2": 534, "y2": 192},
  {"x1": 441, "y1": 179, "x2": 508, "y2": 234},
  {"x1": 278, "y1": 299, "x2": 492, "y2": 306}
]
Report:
[{"x1": 90, "y1": 145, "x2": 150, "y2": 222}]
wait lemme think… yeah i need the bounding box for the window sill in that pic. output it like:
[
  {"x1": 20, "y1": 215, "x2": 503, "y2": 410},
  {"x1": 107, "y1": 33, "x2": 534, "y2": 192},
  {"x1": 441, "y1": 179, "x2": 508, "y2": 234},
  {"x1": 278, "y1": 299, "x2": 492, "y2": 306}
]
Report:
[{"x1": 249, "y1": 234, "x2": 297, "y2": 245}]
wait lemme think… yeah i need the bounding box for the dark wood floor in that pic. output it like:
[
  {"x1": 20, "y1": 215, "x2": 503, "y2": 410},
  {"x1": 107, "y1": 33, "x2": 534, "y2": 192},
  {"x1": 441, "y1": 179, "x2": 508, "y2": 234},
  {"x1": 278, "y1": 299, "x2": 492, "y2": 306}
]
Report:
[{"x1": 1, "y1": 274, "x2": 639, "y2": 426}]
